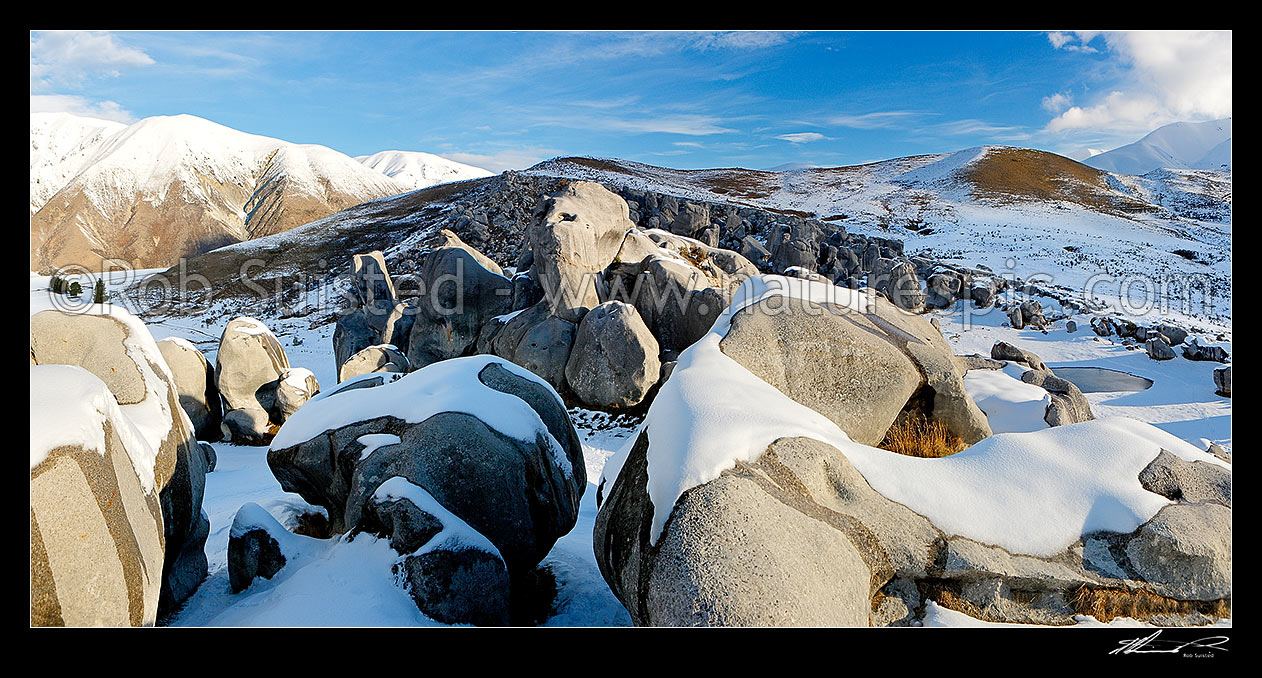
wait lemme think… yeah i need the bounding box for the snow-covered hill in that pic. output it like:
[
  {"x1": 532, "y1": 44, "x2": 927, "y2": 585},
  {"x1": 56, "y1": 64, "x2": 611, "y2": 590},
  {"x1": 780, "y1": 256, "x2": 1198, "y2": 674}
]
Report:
[
  {"x1": 29, "y1": 114, "x2": 489, "y2": 272},
  {"x1": 526, "y1": 147, "x2": 1232, "y2": 328},
  {"x1": 355, "y1": 150, "x2": 493, "y2": 191},
  {"x1": 30, "y1": 112, "x2": 126, "y2": 214},
  {"x1": 1085, "y1": 118, "x2": 1232, "y2": 175}
]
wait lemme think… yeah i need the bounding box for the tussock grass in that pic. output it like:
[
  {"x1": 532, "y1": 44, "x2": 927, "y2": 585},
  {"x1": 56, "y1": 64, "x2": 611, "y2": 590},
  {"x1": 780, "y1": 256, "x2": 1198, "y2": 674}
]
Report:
[
  {"x1": 878, "y1": 415, "x2": 967, "y2": 458},
  {"x1": 1067, "y1": 586, "x2": 1231, "y2": 623}
]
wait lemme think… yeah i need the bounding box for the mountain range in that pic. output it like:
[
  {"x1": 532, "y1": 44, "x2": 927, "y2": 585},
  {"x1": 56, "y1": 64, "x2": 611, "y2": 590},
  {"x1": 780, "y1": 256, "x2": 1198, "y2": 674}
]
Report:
[
  {"x1": 1084, "y1": 118, "x2": 1232, "y2": 175},
  {"x1": 29, "y1": 112, "x2": 491, "y2": 272}
]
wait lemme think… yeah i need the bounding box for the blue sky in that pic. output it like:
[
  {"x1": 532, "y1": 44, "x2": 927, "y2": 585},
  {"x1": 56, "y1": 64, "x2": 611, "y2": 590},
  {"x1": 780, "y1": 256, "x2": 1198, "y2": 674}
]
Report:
[{"x1": 30, "y1": 30, "x2": 1232, "y2": 172}]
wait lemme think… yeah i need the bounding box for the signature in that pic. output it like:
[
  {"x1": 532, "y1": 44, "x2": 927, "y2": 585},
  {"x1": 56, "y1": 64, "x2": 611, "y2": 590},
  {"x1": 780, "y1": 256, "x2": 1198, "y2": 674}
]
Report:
[{"x1": 1110, "y1": 630, "x2": 1229, "y2": 655}]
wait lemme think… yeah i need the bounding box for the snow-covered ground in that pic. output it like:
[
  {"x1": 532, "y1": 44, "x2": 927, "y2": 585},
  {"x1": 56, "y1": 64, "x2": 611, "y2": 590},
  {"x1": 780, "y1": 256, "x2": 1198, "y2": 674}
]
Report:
[{"x1": 30, "y1": 268, "x2": 1230, "y2": 627}]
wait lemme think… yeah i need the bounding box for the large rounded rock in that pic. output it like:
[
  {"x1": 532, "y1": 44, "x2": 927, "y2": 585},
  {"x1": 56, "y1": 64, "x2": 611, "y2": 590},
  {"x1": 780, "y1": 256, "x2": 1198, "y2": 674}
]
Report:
[
  {"x1": 407, "y1": 246, "x2": 513, "y2": 370},
  {"x1": 275, "y1": 368, "x2": 320, "y2": 421},
  {"x1": 216, "y1": 317, "x2": 291, "y2": 419},
  {"x1": 526, "y1": 181, "x2": 636, "y2": 321},
  {"x1": 30, "y1": 307, "x2": 209, "y2": 618},
  {"x1": 720, "y1": 296, "x2": 922, "y2": 446},
  {"x1": 564, "y1": 301, "x2": 662, "y2": 409},
  {"x1": 268, "y1": 356, "x2": 585, "y2": 578},
  {"x1": 156, "y1": 337, "x2": 223, "y2": 442},
  {"x1": 1126, "y1": 503, "x2": 1231, "y2": 601},
  {"x1": 719, "y1": 286, "x2": 991, "y2": 446},
  {"x1": 595, "y1": 434, "x2": 940, "y2": 626},
  {"x1": 478, "y1": 302, "x2": 577, "y2": 392},
  {"x1": 1020, "y1": 369, "x2": 1095, "y2": 427}
]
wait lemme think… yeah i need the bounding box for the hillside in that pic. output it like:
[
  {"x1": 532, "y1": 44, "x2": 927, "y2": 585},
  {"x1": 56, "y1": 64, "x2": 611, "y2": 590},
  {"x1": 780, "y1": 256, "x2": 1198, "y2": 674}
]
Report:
[{"x1": 28, "y1": 114, "x2": 491, "y2": 273}]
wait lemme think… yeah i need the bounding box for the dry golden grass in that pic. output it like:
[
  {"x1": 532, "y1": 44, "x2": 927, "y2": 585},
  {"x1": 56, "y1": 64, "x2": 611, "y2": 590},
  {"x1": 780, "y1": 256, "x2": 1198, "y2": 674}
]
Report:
[
  {"x1": 878, "y1": 415, "x2": 968, "y2": 458},
  {"x1": 1067, "y1": 586, "x2": 1231, "y2": 623},
  {"x1": 961, "y1": 147, "x2": 1154, "y2": 215}
]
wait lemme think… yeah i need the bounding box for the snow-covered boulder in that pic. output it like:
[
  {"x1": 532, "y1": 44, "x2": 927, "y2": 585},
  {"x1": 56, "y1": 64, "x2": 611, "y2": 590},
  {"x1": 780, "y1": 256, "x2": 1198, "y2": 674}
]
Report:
[
  {"x1": 227, "y1": 503, "x2": 292, "y2": 593},
  {"x1": 406, "y1": 245, "x2": 512, "y2": 370},
  {"x1": 564, "y1": 301, "x2": 661, "y2": 410},
  {"x1": 274, "y1": 368, "x2": 320, "y2": 421},
  {"x1": 593, "y1": 276, "x2": 1231, "y2": 626},
  {"x1": 30, "y1": 365, "x2": 168, "y2": 626},
  {"x1": 338, "y1": 344, "x2": 409, "y2": 383},
  {"x1": 215, "y1": 317, "x2": 290, "y2": 418},
  {"x1": 30, "y1": 305, "x2": 210, "y2": 617},
  {"x1": 362, "y1": 477, "x2": 511, "y2": 626},
  {"x1": 1146, "y1": 337, "x2": 1176, "y2": 361},
  {"x1": 718, "y1": 277, "x2": 991, "y2": 446},
  {"x1": 268, "y1": 355, "x2": 585, "y2": 582},
  {"x1": 156, "y1": 337, "x2": 223, "y2": 442}
]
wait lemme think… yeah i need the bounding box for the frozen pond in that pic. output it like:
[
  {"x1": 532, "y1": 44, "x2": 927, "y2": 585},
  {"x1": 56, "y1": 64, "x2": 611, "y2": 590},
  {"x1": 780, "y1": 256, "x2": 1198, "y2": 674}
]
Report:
[{"x1": 1051, "y1": 367, "x2": 1154, "y2": 393}]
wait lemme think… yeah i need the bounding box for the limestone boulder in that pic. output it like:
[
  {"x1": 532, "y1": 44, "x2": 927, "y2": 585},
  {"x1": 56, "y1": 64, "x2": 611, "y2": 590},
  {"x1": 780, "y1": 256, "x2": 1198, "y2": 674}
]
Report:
[{"x1": 564, "y1": 301, "x2": 662, "y2": 409}]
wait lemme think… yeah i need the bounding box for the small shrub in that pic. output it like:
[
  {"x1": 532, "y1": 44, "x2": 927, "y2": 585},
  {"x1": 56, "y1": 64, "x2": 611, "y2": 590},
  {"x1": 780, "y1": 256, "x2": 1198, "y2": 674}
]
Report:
[
  {"x1": 1067, "y1": 585, "x2": 1230, "y2": 623},
  {"x1": 68, "y1": 281, "x2": 82, "y2": 296},
  {"x1": 878, "y1": 415, "x2": 967, "y2": 458}
]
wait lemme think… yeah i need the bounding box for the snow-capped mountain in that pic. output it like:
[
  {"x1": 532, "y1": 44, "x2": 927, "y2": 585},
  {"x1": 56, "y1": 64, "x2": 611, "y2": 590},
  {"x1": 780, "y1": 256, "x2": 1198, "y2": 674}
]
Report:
[
  {"x1": 30, "y1": 112, "x2": 127, "y2": 214},
  {"x1": 1084, "y1": 118, "x2": 1232, "y2": 175},
  {"x1": 355, "y1": 150, "x2": 492, "y2": 191},
  {"x1": 29, "y1": 114, "x2": 483, "y2": 272}
]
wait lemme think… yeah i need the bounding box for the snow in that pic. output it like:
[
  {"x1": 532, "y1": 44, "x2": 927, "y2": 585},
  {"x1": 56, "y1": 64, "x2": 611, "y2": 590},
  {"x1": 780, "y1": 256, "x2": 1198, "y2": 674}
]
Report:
[
  {"x1": 355, "y1": 150, "x2": 493, "y2": 191},
  {"x1": 30, "y1": 111, "x2": 126, "y2": 213},
  {"x1": 356, "y1": 433, "x2": 401, "y2": 460},
  {"x1": 29, "y1": 365, "x2": 157, "y2": 490},
  {"x1": 603, "y1": 274, "x2": 1228, "y2": 555},
  {"x1": 919, "y1": 600, "x2": 1232, "y2": 628},
  {"x1": 30, "y1": 291, "x2": 192, "y2": 493},
  {"x1": 372, "y1": 477, "x2": 503, "y2": 558},
  {"x1": 1086, "y1": 118, "x2": 1232, "y2": 175},
  {"x1": 962, "y1": 366, "x2": 1052, "y2": 434},
  {"x1": 270, "y1": 354, "x2": 573, "y2": 481}
]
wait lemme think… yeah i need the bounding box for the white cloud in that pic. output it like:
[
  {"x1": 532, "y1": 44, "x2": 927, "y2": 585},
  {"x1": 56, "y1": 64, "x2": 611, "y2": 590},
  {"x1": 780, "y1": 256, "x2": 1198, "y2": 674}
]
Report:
[
  {"x1": 1044, "y1": 31, "x2": 1231, "y2": 134},
  {"x1": 775, "y1": 132, "x2": 828, "y2": 144},
  {"x1": 827, "y1": 110, "x2": 919, "y2": 129},
  {"x1": 30, "y1": 31, "x2": 154, "y2": 89},
  {"x1": 1041, "y1": 92, "x2": 1072, "y2": 113},
  {"x1": 29, "y1": 94, "x2": 136, "y2": 123},
  {"x1": 690, "y1": 31, "x2": 799, "y2": 51}
]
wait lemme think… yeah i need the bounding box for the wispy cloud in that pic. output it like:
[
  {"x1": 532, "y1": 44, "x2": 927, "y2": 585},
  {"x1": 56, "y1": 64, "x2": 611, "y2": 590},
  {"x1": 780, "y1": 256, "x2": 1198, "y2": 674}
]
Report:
[
  {"x1": 30, "y1": 30, "x2": 154, "y2": 90},
  {"x1": 444, "y1": 145, "x2": 565, "y2": 173},
  {"x1": 827, "y1": 110, "x2": 920, "y2": 130},
  {"x1": 776, "y1": 131, "x2": 830, "y2": 144}
]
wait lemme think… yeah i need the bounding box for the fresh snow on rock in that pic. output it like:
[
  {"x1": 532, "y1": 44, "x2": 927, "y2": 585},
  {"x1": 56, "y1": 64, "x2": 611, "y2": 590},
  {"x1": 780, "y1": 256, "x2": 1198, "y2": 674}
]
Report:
[{"x1": 30, "y1": 111, "x2": 126, "y2": 213}]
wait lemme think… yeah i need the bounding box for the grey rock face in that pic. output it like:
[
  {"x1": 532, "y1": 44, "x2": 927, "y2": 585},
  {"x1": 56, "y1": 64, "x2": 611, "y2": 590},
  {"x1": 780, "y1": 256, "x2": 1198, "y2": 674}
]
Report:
[
  {"x1": 223, "y1": 407, "x2": 273, "y2": 445},
  {"x1": 1183, "y1": 340, "x2": 1229, "y2": 363},
  {"x1": 228, "y1": 505, "x2": 289, "y2": 594},
  {"x1": 157, "y1": 338, "x2": 223, "y2": 442},
  {"x1": 1146, "y1": 337, "x2": 1176, "y2": 361},
  {"x1": 525, "y1": 181, "x2": 636, "y2": 321},
  {"x1": 216, "y1": 317, "x2": 291, "y2": 419},
  {"x1": 991, "y1": 341, "x2": 1049, "y2": 371},
  {"x1": 564, "y1": 301, "x2": 662, "y2": 409},
  {"x1": 407, "y1": 246, "x2": 513, "y2": 370},
  {"x1": 1126, "y1": 503, "x2": 1231, "y2": 601},
  {"x1": 274, "y1": 368, "x2": 320, "y2": 422},
  {"x1": 333, "y1": 309, "x2": 380, "y2": 378},
  {"x1": 1138, "y1": 450, "x2": 1231, "y2": 506},
  {"x1": 1214, "y1": 366, "x2": 1231, "y2": 397},
  {"x1": 871, "y1": 258, "x2": 925, "y2": 312},
  {"x1": 1020, "y1": 369, "x2": 1095, "y2": 427}
]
